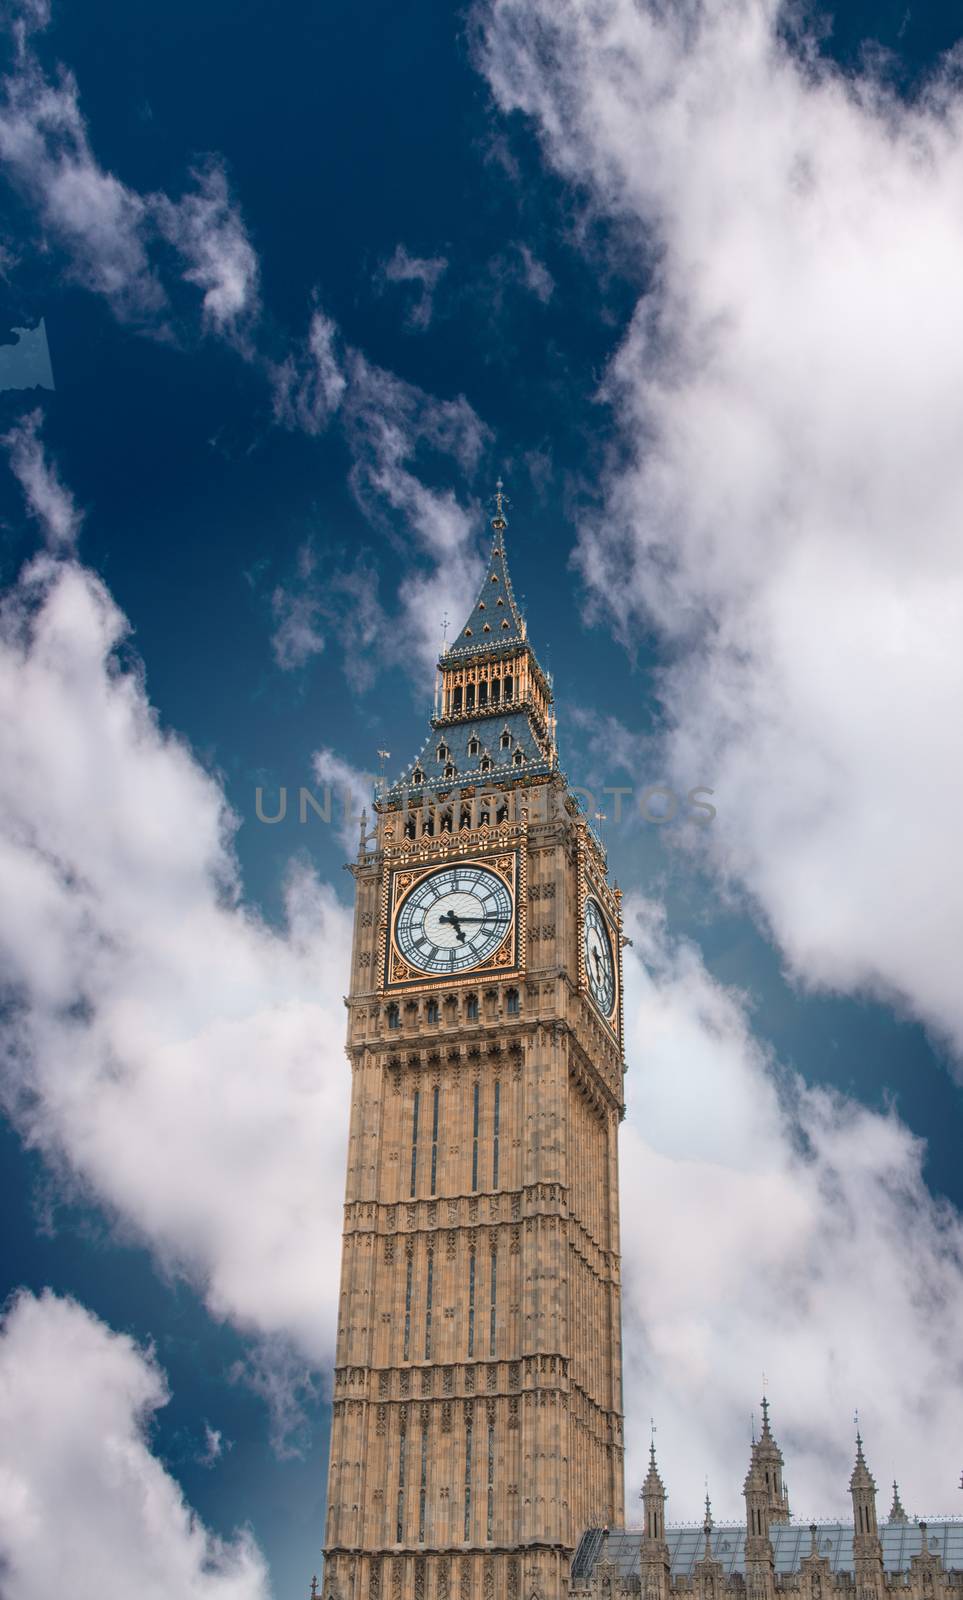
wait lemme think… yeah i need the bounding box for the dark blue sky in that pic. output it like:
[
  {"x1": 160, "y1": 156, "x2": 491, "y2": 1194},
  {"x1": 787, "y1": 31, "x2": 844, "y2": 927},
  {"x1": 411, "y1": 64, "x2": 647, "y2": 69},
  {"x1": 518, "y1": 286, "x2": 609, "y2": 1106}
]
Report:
[{"x1": 2, "y1": 1, "x2": 963, "y2": 1593}]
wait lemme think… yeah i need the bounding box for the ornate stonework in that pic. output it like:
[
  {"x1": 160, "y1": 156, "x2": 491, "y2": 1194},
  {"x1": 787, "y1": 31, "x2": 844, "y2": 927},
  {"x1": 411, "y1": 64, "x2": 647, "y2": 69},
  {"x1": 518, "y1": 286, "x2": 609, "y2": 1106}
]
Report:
[{"x1": 320, "y1": 502, "x2": 626, "y2": 1600}]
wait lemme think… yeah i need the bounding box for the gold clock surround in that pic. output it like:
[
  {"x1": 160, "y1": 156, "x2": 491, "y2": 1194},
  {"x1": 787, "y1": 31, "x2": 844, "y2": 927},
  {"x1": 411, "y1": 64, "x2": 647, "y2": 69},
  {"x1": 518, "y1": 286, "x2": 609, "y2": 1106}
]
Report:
[{"x1": 383, "y1": 850, "x2": 522, "y2": 990}]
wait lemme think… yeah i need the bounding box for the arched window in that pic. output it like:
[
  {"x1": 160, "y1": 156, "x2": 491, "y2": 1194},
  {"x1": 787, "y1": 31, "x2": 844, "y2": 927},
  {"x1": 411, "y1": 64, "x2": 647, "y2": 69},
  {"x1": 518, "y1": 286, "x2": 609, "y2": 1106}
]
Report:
[
  {"x1": 504, "y1": 674, "x2": 513, "y2": 699},
  {"x1": 453, "y1": 686, "x2": 463, "y2": 712},
  {"x1": 466, "y1": 683, "x2": 475, "y2": 710},
  {"x1": 466, "y1": 994, "x2": 479, "y2": 1022},
  {"x1": 387, "y1": 1003, "x2": 400, "y2": 1030},
  {"x1": 500, "y1": 731, "x2": 511, "y2": 750},
  {"x1": 413, "y1": 767, "x2": 425, "y2": 786},
  {"x1": 513, "y1": 749, "x2": 524, "y2": 767},
  {"x1": 491, "y1": 679, "x2": 501, "y2": 704},
  {"x1": 468, "y1": 737, "x2": 479, "y2": 756},
  {"x1": 479, "y1": 680, "x2": 488, "y2": 705},
  {"x1": 437, "y1": 742, "x2": 449, "y2": 762},
  {"x1": 506, "y1": 989, "x2": 519, "y2": 1016}
]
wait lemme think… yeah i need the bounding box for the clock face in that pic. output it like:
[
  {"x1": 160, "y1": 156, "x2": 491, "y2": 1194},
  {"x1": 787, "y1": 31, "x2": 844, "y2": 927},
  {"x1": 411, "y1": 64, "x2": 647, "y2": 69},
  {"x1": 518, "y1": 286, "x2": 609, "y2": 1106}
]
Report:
[
  {"x1": 584, "y1": 896, "x2": 615, "y2": 1017},
  {"x1": 394, "y1": 863, "x2": 514, "y2": 976}
]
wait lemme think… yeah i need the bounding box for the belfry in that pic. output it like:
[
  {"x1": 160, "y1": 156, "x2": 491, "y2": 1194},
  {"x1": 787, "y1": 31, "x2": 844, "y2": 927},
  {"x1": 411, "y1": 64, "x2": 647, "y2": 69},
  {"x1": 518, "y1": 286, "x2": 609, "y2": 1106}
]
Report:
[{"x1": 320, "y1": 489, "x2": 627, "y2": 1600}]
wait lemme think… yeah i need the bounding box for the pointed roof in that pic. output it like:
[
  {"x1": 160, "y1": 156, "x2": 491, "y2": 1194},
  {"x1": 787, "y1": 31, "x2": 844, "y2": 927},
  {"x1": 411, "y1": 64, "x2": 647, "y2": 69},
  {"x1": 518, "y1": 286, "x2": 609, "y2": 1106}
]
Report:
[
  {"x1": 643, "y1": 1439, "x2": 666, "y2": 1498},
  {"x1": 888, "y1": 1482, "x2": 908, "y2": 1524},
  {"x1": 444, "y1": 485, "x2": 527, "y2": 660},
  {"x1": 850, "y1": 1431, "x2": 877, "y2": 1493}
]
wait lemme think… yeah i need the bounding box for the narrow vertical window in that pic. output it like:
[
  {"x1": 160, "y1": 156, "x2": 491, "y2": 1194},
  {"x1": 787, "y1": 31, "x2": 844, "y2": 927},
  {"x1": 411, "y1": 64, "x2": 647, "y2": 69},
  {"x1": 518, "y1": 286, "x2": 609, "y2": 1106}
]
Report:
[
  {"x1": 464, "y1": 1412, "x2": 473, "y2": 1541},
  {"x1": 492, "y1": 1080, "x2": 500, "y2": 1188},
  {"x1": 419, "y1": 1417, "x2": 429, "y2": 1543},
  {"x1": 486, "y1": 1418, "x2": 495, "y2": 1541},
  {"x1": 409, "y1": 1089, "x2": 420, "y2": 1198},
  {"x1": 424, "y1": 1251, "x2": 433, "y2": 1360},
  {"x1": 430, "y1": 1085, "x2": 439, "y2": 1196},
  {"x1": 506, "y1": 988, "x2": 519, "y2": 1015},
  {"x1": 471, "y1": 1081, "x2": 479, "y2": 1192},
  {"x1": 489, "y1": 1249, "x2": 497, "y2": 1357},
  {"x1": 396, "y1": 1420, "x2": 407, "y2": 1542},
  {"x1": 466, "y1": 993, "x2": 479, "y2": 1021},
  {"x1": 403, "y1": 1255, "x2": 413, "y2": 1362},
  {"x1": 467, "y1": 1250, "x2": 476, "y2": 1357}
]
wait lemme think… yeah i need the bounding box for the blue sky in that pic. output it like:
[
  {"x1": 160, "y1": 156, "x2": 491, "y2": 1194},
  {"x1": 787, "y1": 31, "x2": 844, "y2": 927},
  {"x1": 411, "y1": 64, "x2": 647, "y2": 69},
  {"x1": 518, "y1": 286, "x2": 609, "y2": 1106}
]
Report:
[{"x1": 2, "y1": 1, "x2": 963, "y2": 1595}]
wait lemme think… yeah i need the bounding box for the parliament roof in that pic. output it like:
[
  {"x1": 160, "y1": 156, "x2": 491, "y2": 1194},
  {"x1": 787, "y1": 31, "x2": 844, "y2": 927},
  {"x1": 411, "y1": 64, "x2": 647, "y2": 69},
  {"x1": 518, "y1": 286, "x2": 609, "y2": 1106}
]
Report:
[{"x1": 572, "y1": 1523, "x2": 963, "y2": 1584}]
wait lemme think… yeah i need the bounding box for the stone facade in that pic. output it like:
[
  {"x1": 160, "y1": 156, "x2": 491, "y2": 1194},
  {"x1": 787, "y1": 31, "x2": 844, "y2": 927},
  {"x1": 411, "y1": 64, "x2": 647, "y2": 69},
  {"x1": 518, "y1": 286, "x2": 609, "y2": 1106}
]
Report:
[{"x1": 320, "y1": 498, "x2": 626, "y2": 1600}]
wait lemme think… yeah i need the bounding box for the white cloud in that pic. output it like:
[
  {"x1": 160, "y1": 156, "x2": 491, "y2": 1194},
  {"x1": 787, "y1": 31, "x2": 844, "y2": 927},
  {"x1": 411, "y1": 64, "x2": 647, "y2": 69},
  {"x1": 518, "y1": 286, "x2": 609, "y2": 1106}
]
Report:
[
  {"x1": 2, "y1": 408, "x2": 81, "y2": 550},
  {"x1": 478, "y1": 0, "x2": 963, "y2": 1067},
  {"x1": 0, "y1": 538, "x2": 352, "y2": 1383},
  {"x1": 154, "y1": 161, "x2": 260, "y2": 341},
  {"x1": 270, "y1": 308, "x2": 346, "y2": 435},
  {"x1": 0, "y1": 1290, "x2": 270, "y2": 1600},
  {"x1": 343, "y1": 351, "x2": 490, "y2": 670},
  {"x1": 271, "y1": 544, "x2": 327, "y2": 670},
  {"x1": 619, "y1": 897, "x2": 963, "y2": 1522},
  {"x1": 0, "y1": 4, "x2": 258, "y2": 336},
  {"x1": 381, "y1": 243, "x2": 449, "y2": 331},
  {"x1": 311, "y1": 747, "x2": 374, "y2": 854},
  {"x1": 517, "y1": 242, "x2": 554, "y2": 303}
]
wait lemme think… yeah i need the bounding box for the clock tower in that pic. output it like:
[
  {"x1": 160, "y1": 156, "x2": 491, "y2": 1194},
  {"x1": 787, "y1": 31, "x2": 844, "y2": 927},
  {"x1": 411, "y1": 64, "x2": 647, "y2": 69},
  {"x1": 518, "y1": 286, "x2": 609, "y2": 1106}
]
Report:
[{"x1": 322, "y1": 490, "x2": 626, "y2": 1600}]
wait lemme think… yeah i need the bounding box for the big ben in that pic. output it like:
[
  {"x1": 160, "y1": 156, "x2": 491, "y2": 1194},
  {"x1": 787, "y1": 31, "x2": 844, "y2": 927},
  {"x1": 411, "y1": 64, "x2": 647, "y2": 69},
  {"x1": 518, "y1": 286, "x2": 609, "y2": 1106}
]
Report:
[{"x1": 321, "y1": 488, "x2": 626, "y2": 1600}]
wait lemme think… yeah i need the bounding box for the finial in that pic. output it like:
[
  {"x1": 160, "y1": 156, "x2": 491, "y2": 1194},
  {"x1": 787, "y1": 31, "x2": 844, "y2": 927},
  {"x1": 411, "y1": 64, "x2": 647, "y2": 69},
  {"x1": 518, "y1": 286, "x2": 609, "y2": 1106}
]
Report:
[
  {"x1": 491, "y1": 476, "x2": 509, "y2": 532},
  {"x1": 650, "y1": 1417, "x2": 657, "y2": 1464},
  {"x1": 311, "y1": 1578, "x2": 319, "y2": 1600},
  {"x1": 377, "y1": 749, "x2": 391, "y2": 792},
  {"x1": 441, "y1": 610, "x2": 449, "y2": 649}
]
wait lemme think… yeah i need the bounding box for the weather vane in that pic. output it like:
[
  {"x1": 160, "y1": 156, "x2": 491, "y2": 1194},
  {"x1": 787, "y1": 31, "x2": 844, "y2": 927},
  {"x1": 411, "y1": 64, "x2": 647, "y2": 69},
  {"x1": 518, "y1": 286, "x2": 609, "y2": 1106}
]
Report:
[{"x1": 491, "y1": 476, "x2": 510, "y2": 532}]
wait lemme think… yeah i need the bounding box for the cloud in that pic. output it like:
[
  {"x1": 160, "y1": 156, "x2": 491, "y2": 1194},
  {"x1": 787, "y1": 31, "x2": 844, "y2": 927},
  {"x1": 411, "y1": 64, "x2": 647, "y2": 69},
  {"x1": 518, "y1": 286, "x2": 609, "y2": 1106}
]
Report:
[
  {"x1": 1, "y1": 408, "x2": 80, "y2": 550},
  {"x1": 516, "y1": 243, "x2": 553, "y2": 303},
  {"x1": 154, "y1": 160, "x2": 260, "y2": 342},
  {"x1": 619, "y1": 898, "x2": 963, "y2": 1521},
  {"x1": 477, "y1": 0, "x2": 963, "y2": 1067},
  {"x1": 0, "y1": 1290, "x2": 270, "y2": 1600},
  {"x1": 270, "y1": 309, "x2": 346, "y2": 436},
  {"x1": 0, "y1": 4, "x2": 258, "y2": 337},
  {"x1": 270, "y1": 543, "x2": 328, "y2": 670},
  {"x1": 311, "y1": 747, "x2": 374, "y2": 854},
  {"x1": 0, "y1": 529, "x2": 352, "y2": 1384},
  {"x1": 268, "y1": 540, "x2": 386, "y2": 685},
  {"x1": 380, "y1": 242, "x2": 449, "y2": 331},
  {"x1": 342, "y1": 350, "x2": 491, "y2": 670}
]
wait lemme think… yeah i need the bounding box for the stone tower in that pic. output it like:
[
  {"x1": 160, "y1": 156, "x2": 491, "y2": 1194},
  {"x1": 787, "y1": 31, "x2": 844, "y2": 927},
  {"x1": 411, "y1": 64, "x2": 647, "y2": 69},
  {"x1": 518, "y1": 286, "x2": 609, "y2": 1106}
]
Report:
[{"x1": 321, "y1": 491, "x2": 626, "y2": 1600}]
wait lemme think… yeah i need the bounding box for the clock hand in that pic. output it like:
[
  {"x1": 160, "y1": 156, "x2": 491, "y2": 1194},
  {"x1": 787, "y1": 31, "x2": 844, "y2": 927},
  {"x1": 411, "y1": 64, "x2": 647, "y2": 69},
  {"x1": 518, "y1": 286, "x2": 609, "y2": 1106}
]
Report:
[
  {"x1": 438, "y1": 911, "x2": 467, "y2": 943},
  {"x1": 447, "y1": 915, "x2": 510, "y2": 924}
]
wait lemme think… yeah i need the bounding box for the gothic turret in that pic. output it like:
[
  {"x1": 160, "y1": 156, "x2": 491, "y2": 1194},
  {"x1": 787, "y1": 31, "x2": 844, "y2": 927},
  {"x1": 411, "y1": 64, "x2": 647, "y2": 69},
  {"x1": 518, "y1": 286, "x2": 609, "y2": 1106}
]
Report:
[
  {"x1": 850, "y1": 1431, "x2": 880, "y2": 1541},
  {"x1": 850, "y1": 1431, "x2": 884, "y2": 1600},
  {"x1": 750, "y1": 1396, "x2": 791, "y2": 1524},
  {"x1": 641, "y1": 1442, "x2": 671, "y2": 1600},
  {"x1": 744, "y1": 1411, "x2": 777, "y2": 1600},
  {"x1": 887, "y1": 1481, "x2": 908, "y2": 1524}
]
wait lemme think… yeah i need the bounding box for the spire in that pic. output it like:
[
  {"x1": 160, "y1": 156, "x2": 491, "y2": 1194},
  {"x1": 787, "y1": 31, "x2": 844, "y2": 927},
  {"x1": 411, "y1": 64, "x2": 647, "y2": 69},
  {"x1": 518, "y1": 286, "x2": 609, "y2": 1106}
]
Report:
[
  {"x1": 641, "y1": 1430, "x2": 667, "y2": 1547},
  {"x1": 445, "y1": 481, "x2": 527, "y2": 659},
  {"x1": 887, "y1": 1481, "x2": 908, "y2": 1525},
  {"x1": 747, "y1": 1391, "x2": 790, "y2": 1524},
  {"x1": 850, "y1": 1425, "x2": 879, "y2": 1544},
  {"x1": 703, "y1": 1489, "x2": 714, "y2": 1557}
]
